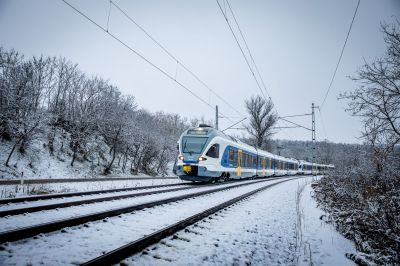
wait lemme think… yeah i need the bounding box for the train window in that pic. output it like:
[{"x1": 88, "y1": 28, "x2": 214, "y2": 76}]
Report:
[
  {"x1": 228, "y1": 149, "x2": 234, "y2": 161},
  {"x1": 206, "y1": 144, "x2": 219, "y2": 158},
  {"x1": 182, "y1": 137, "x2": 208, "y2": 154},
  {"x1": 234, "y1": 150, "x2": 238, "y2": 166}
]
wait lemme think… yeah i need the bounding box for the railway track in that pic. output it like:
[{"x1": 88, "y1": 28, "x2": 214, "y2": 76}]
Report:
[
  {"x1": 0, "y1": 177, "x2": 280, "y2": 215},
  {"x1": 81, "y1": 176, "x2": 303, "y2": 266},
  {"x1": 0, "y1": 183, "x2": 214, "y2": 217},
  {"x1": 0, "y1": 176, "x2": 294, "y2": 244},
  {"x1": 0, "y1": 182, "x2": 192, "y2": 204}
]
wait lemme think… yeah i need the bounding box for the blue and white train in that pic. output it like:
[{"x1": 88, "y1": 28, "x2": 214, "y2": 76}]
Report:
[{"x1": 175, "y1": 124, "x2": 334, "y2": 182}]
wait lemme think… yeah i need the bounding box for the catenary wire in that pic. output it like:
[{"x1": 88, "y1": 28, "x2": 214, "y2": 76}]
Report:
[
  {"x1": 110, "y1": 0, "x2": 245, "y2": 118},
  {"x1": 279, "y1": 117, "x2": 312, "y2": 131},
  {"x1": 215, "y1": 0, "x2": 268, "y2": 102},
  {"x1": 280, "y1": 113, "x2": 312, "y2": 119},
  {"x1": 217, "y1": 0, "x2": 319, "y2": 139},
  {"x1": 225, "y1": 0, "x2": 272, "y2": 100},
  {"x1": 320, "y1": 0, "x2": 361, "y2": 109},
  {"x1": 61, "y1": 0, "x2": 234, "y2": 124}
]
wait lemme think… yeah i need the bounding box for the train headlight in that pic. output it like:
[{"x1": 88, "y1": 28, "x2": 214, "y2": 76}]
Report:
[
  {"x1": 178, "y1": 155, "x2": 184, "y2": 161},
  {"x1": 198, "y1": 157, "x2": 207, "y2": 161}
]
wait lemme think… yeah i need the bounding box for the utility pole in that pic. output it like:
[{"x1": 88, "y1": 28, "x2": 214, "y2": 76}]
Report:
[
  {"x1": 215, "y1": 105, "x2": 219, "y2": 130},
  {"x1": 277, "y1": 146, "x2": 283, "y2": 156},
  {"x1": 311, "y1": 103, "x2": 318, "y2": 177}
]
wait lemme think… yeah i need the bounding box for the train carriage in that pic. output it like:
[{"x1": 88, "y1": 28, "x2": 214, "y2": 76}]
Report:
[{"x1": 176, "y1": 125, "x2": 332, "y2": 182}]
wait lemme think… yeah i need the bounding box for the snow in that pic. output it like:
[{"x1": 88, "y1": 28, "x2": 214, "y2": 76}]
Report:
[
  {"x1": 0, "y1": 179, "x2": 265, "y2": 232},
  {"x1": 0, "y1": 176, "x2": 358, "y2": 265},
  {"x1": 125, "y1": 177, "x2": 357, "y2": 265},
  {"x1": 0, "y1": 178, "x2": 288, "y2": 265},
  {"x1": 0, "y1": 178, "x2": 182, "y2": 199},
  {"x1": 297, "y1": 181, "x2": 357, "y2": 265},
  {"x1": 0, "y1": 134, "x2": 177, "y2": 181},
  {"x1": 0, "y1": 183, "x2": 191, "y2": 212}
]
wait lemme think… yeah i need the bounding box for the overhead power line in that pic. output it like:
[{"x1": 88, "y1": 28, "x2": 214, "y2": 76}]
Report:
[
  {"x1": 280, "y1": 113, "x2": 312, "y2": 119},
  {"x1": 222, "y1": 117, "x2": 247, "y2": 132},
  {"x1": 61, "y1": 0, "x2": 233, "y2": 123},
  {"x1": 109, "y1": 0, "x2": 245, "y2": 118},
  {"x1": 215, "y1": 0, "x2": 268, "y2": 103},
  {"x1": 278, "y1": 117, "x2": 312, "y2": 131},
  {"x1": 320, "y1": 0, "x2": 361, "y2": 109},
  {"x1": 225, "y1": 0, "x2": 272, "y2": 100}
]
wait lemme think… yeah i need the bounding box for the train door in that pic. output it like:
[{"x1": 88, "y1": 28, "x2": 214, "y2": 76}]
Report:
[
  {"x1": 237, "y1": 149, "x2": 242, "y2": 177},
  {"x1": 269, "y1": 158, "x2": 272, "y2": 176},
  {"x1": 262, "y1": 158, "x2": 266, "y2": 177},
  {"x1": 277, "y1": 160, "x2": 280, "y2": 176}
]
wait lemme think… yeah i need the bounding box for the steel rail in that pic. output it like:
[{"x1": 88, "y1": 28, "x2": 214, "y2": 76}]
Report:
[
  {"x1": 0, "y1": 177, "x2": 178, "y2": 185},
  {"x1": 0, "y1": 177, "x2": 291, "y2": 244},
  {"x1": 81, "y1": 176, "x2": 303, "y2": 266},
  {"x1": 0, "y1": 182, "x2": 191, "y2": 204}
]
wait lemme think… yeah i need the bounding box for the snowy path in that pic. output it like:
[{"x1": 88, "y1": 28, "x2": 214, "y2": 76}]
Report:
[
  {"x1": 297, "y1": 182, "x2": 357, "y2": 265},
  {"x1": 0, "y1": 178, "x2": 291, "y2": 265}
]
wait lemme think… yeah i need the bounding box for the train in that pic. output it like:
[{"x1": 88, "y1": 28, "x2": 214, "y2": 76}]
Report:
[{"x1": 175, "y1": 124, "x2": 334, "y2": 182}]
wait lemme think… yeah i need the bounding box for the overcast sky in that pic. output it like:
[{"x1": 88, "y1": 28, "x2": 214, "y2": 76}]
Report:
[{"x1": 1, "y1": 0, "x2": 399, "y2": 143}]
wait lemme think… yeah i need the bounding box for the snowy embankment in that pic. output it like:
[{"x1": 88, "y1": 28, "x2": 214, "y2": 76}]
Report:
[
  {"x1": 0, "y1": 130, "x2": 177, "y2": 181},
  {"x1": 313, "y1": 174, "x2": 400, "y2": 265},
  {"x1": 0, "y1": 132, "x2": 179, "y2": 199}
]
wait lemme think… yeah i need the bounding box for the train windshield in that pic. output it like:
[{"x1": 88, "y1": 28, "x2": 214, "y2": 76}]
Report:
[{"x1": 182, "y1": 137, "x2": 208, "y2": 154}]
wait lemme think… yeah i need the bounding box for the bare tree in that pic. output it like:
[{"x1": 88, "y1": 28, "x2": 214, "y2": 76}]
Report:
[
  {"x1": 0, "y1": 46, "x2": 193, "y2": 176},
  {"x1": 244, "y1": 95, "x2": 278, "y2": 149},
  {"x1": 340, "y1": 21, "x2": 400, "y2": 172}
]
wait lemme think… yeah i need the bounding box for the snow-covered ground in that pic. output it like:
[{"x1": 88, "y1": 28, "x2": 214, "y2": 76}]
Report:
[
  {"x1": 0, "y1": 178, "x2": 181, "y2": 199},
  {"x1": 0, "y1": 178, "x2": 286, "y2": 265},
  {"x1": 0, "y1": 176, "x2": 358, "y2": 265},
  {"x1": 125, "y1": 177, "x2": 357, "y2": 265},
  {"x1": 0, "y1": 179, "x2": 266, "y2": 232}
]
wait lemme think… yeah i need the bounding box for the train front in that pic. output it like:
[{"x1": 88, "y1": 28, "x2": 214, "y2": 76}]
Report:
[{"x1": 176, "y1": 125, "x2": 220, "y2": 182}]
